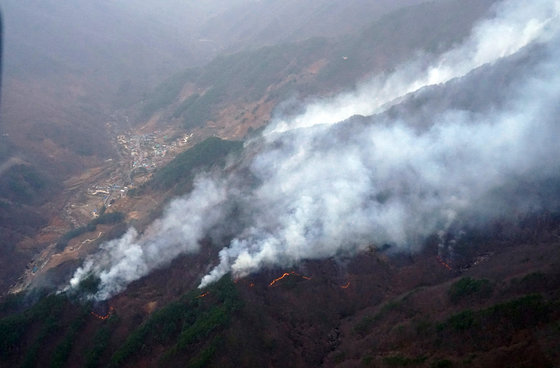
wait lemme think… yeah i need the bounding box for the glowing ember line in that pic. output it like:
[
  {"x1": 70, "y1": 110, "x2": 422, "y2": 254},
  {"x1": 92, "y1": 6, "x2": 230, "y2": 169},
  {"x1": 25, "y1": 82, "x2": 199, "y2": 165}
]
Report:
[
  {"x1": 436, "y1": 256, "x2": 453, "y2": 271},
  {"x1": 269, "y1": 272, "x2": 292, "y2": 286},
  {"x1": 91, "y1": 306, "x2": 115, "y2": 320},
  {"x1": 196, "y1": 291, "x2": 210, "y2": 299},
  {"x1": 268, "y1": 271, "x2": 311, "y2": 287},
  {"x1": 340, "y1": 282, "x2": 350, "y2": 289}
]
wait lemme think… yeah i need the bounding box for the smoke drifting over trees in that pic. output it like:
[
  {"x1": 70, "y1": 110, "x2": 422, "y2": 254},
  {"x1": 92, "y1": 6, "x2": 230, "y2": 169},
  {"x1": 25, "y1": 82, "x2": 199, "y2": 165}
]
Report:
[{"x1": 69, "y1": 0, "x2": 560, "y2": 299}]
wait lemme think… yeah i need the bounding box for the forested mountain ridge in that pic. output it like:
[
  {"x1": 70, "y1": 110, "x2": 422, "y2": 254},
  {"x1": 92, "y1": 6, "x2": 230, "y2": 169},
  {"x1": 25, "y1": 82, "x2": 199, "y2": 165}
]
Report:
[{"x1": 3, "y1": 0, "x2": 560, "y2": 366}]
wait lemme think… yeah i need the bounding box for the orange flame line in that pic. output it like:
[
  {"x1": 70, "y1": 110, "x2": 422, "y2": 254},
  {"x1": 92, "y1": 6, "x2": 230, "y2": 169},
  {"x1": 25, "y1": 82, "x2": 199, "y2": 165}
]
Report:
[
  {"x1": 268, "y1": 271, "x2": 311, "y2": 287},
  {"x1": 196, "y1": 291, "x2": 210, "y2": 299},
  {"x1": 340, "y1": 281, "x2": 350, "y2": 289},
  {"x1": 436, "y1": 256, "x2": 453, "y2": 271},
  {"x1": 269, "y1": 272, "x2": 292, "y2": 286}
]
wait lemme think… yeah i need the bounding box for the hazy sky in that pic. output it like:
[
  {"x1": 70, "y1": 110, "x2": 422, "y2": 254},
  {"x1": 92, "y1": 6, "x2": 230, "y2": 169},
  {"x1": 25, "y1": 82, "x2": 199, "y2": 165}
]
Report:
[{"x1": 1, "y1": 0, "x2": 427, "y2": 80}]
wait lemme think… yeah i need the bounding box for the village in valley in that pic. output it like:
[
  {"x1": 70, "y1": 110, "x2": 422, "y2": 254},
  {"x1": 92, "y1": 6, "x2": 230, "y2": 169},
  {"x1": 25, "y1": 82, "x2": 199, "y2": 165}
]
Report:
[
  {"x1": 64, "y1": 124, "x2": 194, "y2": 225},
  {"x1": 11, "y1": 124, "x2": 196, "y2": 293}
]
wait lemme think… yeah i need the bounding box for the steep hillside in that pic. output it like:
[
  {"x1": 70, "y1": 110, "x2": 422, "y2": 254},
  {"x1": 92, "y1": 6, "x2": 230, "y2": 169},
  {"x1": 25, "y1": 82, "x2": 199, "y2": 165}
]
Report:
[
  {"x1": 2, "y1": 1, "x2": 559, "y2": 367},
  {"x1": 1, "y1": 217, "x2": 558, "y2": 367},
  {"x1": 0, "y1": 0, "x2": 501, "y2": 301},
  {"x1": 6, "y1": 0, "x2": 500, "y2": 298},
  {"x1": 0, "y1": 0, "x2": 480, "y2": 298},
  {"x1": 0, "y1": 137, "x2": 60, "y2": 292}
]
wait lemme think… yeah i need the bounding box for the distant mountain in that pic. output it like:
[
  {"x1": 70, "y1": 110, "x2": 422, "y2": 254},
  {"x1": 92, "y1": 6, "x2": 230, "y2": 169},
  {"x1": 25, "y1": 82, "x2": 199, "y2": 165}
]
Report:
[{"x1": 138, "y1": 0, "x2": 497, "y2": 136}]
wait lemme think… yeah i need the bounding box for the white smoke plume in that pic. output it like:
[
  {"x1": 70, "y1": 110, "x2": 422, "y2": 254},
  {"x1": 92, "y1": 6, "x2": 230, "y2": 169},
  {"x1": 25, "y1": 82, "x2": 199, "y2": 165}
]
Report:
[
  {"x1": 200, "y1": 41, "x2": 560, "y2": 286},
  {"x1": 200, "y1": 0, "x2": 560, "y2": 286},
  {"x1": 69, "y1": 176, "x2": 228, "y2": 299},
  {"x1": 68, "y1": 0, "x2": 560, "y2": 298},
  {"x1": 265, "y1": 0, "x2": 560, "y2": 135}
]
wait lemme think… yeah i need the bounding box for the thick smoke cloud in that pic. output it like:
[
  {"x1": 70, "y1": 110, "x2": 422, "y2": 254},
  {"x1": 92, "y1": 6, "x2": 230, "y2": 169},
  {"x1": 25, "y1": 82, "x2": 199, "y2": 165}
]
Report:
[
  {"x1": 200, "y1": 40, "x2": 560, "y2": 286},
  {"x1": 69, "y1": 0, "x2": 560, "y2": 298}
]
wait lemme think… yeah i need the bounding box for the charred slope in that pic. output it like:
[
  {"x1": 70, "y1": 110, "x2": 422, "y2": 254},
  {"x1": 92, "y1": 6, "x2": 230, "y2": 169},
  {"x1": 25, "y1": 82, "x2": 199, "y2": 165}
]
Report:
[{"x1": 0, "y1": 215, "x2": 559, "y2": 367}]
